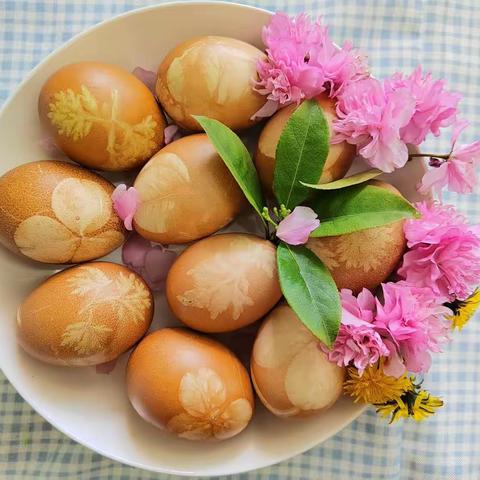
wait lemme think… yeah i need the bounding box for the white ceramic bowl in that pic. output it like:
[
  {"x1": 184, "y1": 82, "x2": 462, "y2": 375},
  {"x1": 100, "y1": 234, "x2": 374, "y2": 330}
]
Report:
[{"x1": 0, "y1": 2, "x2": 427, "y2": 476}]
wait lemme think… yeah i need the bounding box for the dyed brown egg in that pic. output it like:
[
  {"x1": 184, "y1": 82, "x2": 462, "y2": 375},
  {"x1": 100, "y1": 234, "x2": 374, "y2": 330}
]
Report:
[
  {"x1": 17, "y1": 262, "x2": 153, "y2": 366},
  {"x1": 251, "y1": 304, "x2": 344, "y2": 417},
  {"x1": 156, "y1": 36, "x2": 266, "y2": 131},
  {"x1": 38, "y1": 62, "x2": 166, "y2": 171},
  {"x1": 306, "y1": 181, "x2": 407, "y2": 294},
  {"x1": 254, "y1": 94, "x2": 356, "y2": 194},
  {"x1": 166, "y1": 233, "x2": 281, "y2": 333},
  {"x1": 133, "y1": 134, "x2": 244, "y2": 244},
  {"x1": 126, "y1": 328, "x2": 254, "y2": 440},
  {"x1": 0, "y1": 160, "x2": 124, "y2": 264}
]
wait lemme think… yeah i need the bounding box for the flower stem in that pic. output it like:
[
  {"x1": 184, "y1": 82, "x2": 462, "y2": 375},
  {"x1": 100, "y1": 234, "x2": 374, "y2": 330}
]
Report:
[
  {"x1": 261, "y1": 207, "x2": 278, "y2": 228},
  {"x1": 408, "y1": 153, "x2": 450, "y2": 159}
]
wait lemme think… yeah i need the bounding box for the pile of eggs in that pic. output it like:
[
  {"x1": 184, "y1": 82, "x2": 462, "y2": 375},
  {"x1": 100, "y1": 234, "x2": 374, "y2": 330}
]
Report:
[{"x1": 2, "y1": 35, "x2": 408, "y2": 442}]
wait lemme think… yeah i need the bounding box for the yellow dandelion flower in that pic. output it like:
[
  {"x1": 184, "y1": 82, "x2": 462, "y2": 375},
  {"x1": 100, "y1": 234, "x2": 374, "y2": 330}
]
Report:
[
  {"x1": 376, "y1": 397, "x2": 409, "y2": 424},
  {"x1": 343, "y1": 362, "x2": 412, "y2": 404},
  {"x1": 445, "y1": 289, "x2": 480, "y2": 330},
  {"x1": 411, "y1": 390, "x2": 443, "y2": 422}
]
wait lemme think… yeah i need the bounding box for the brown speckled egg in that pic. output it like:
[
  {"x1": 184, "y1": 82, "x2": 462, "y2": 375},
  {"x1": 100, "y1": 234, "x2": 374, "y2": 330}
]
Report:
[
  {"x1": 306, "y1": 181, "x2": 407, "y2": 294},
  {"x1": 17, "y1": 262, "x2": 153, "y2": 366},
  {"x1": 156, "y1": 36, "x2": 266, "y2": 131},
  {"x1": 133, "y1": 134, "x2": 244, "y2": 244},
  {"x1": 0, "y1": 160, "x2": 124, "y2": 264},
  {"x1": 126, "y1": 328, "x2": 254, "y2": 440},
  {"x1": 251, "y1": 304, "x2": 344, "y2": 417},
  {"x1": 38, "y1": 62, "x2": 166, "y2": 171},
  {"x1": 166, "y1": 233, "x2": 281, "y2": 333},
  {"x1": 254, "y1": 94, "x2": 356, "y2": 194}
]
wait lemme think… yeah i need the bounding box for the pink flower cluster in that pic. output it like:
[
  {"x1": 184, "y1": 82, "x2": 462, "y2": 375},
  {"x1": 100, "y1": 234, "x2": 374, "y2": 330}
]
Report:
[
  {"x1": 398, "y1": 201, "x2": 480, "y2": 302},
  {"x1": 254, "y1": 13, "x2": 368, "y2": 115},
  {"x1": 325, "y1": 284, "x2": 451, "y2": 377},
  {"x1": 333, "y1": 67, "x2": 460, "y2": 172}
]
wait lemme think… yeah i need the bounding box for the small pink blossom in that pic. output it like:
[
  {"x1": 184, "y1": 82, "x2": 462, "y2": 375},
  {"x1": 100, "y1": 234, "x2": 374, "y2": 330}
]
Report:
[
  {"x1": 323, "y1": 289, "x2": 389, "y2": 374},
  {"x1": 385, "y1": 66, "x2": 461, "y2": 145},
  {"x1": 333, "y1": 77, "x2": 416, "y2": 172},
  {"x1": 132, "y1": 66, "x2": 157, "y2": 94},
  {"x1": 276, "y1": 206, "x2": 320, "y2": 245},
  {"x1": 254, "y1": 13, "x2": 368, "y2": 116},
  {"x1": 122, "y1": 233, "x2": 176, "y2": 292},
  {"x1": 111, "y1": 184, "x2": 140, "y2": 231},
  {"x1": 164, "y1": 124, "x2": 182, "y2": 145},
  {"x1": 419, "y1": 120, "x2": 480, "y2": 195},
  {"x1": 375, "y1": 282, "x2": 450, "y2": 374}
]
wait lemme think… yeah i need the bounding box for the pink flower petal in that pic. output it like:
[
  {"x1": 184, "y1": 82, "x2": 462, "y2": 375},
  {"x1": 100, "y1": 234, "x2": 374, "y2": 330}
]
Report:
[
  {"x1": 112, "y1": 184, "x2": 140, "y2": 231},
  {"x1": 276, "y1": 206, "x2": 320, "y2": 245},
  {"x1": 122, "y1": 233, "x2": 152, "y2": 268},
  {"x1": 250, "y1": 99, "x2": 280, "y2": 120},
  {"x1": 95, "y1": 358, "x2": 118, "y2": 375},
  {"x1": 451, "y1": 118, "x2": 469, "y2": 146},
  {"x1": 132, "y1": 66, "x2": 157, "y2": 94},
  {"x1": 164, "y1": 124, "x2": 182, "y2": 145},
  {"x1": 38, "y1": 137, "x2": 63, "y2": 157}
]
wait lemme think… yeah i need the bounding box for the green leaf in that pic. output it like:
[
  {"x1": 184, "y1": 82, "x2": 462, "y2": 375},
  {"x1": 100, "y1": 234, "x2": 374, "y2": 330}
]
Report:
[
  {"x1": 194, "y1": 115, "x2": 266, "y2": 219},
  {"x1": 276, "y1": 242, "x2": 341, "y2": 347},
  {"x1": 309, "y1": 183, "x2": 419, "y2": 238},
  {"x1": 273, "y1": 100, "x2": 329, "y2": 210},
  {"x1": 301, "y1": 168, "x2": 383, "y2": 190}
]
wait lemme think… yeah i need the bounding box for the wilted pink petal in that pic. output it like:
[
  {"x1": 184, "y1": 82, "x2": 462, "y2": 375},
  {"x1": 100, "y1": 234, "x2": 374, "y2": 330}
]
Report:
[
  {"x1": 95, "y1": 358, "x2": 118, "y2": 375},
  {"x1": 276, "y1": 206, "x2": 320, "y2": 245},
  {"x1": 382, "y1": 340, "x2": 406, "y2": 378},
  {"x1": 250, "y1": 99, "x2": 279, "y2": 120},
  {"x1": 164, "y1": 124, "x2": 182, "y2": 145},
  {"x1": 38, "y1": 137, "x2": 63, "y2": 157},
  {"x1": 122, "y1": 233, "x2": 176, "y2": 292},
  {"x1": 112, "y1": 184, "x2": 140, "y2": 231},
  {"x1": 132, "y1": 66, "x2": 157, "y2": 94}
]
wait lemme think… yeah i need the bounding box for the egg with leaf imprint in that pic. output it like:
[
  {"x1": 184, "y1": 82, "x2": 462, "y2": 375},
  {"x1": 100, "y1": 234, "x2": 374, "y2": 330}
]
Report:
[
  {"x1": 166, "y1": 233, "x2": 282, "y2": 332},
  {"x1": 38, "y1": 62, "x2": 166, "y2": 171},
  {"x1": 306, "y1": 181, "x2": 408, "y2": 294},
  {"x1": 0, "y1": 160, "x2": 124, "y2": 264},
  {"x1": 254, "y1": 93, "x2": 356, "y2": 195},
  {"x1": 17, "y1": 262, "x2": 153, "y2": 366},
  {"x1": 126, "y1": 328, "x2": 254, "y2": 441},
  {"x1": 156, "y1": 36, "x2": 266, "y2": 131},
  {"x1": 251, "y1": 304, "x2": 345, "y2": 417},
  {"x1": 133, "y1": 134, "x2": 245, "y2": 244}
]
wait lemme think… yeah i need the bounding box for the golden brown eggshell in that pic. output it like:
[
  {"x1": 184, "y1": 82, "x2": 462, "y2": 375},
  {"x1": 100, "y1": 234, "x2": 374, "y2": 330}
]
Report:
[
  {"x1": 0, "y1": 160, "x2": 124, "y2": 264},
  {"x1": 133, "y1": 134, "x2": 245, "y2": 244},
  {"x1": 39, "y1": 62, "x2": 166, "y2": 171},
  {"x1": 156, "y1": 36, "x2": 266, "y2": 131},
  {"x1": 166, "y1": 233, "x2": 282, "y2": 333},
  {"x1": 254, "y1": 94, "x2": 356, "y2": 195},
  {"x1": 126, "y1": 328, "x2": 254, "y2": 440},
  {"x1": 17, "y1": 262, "x2": 154, "y2": 366}
]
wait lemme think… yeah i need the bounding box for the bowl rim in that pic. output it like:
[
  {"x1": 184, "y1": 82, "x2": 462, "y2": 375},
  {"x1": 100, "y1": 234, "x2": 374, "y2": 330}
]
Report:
[{"x1": 0, "y1": 1, "x2": 367, "y2": 476}]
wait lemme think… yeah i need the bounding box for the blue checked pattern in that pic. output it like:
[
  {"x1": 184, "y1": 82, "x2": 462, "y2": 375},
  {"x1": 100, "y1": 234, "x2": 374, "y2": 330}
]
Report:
[{"x1": 1, "y1": 1, "x2": 479, "y2": 479}]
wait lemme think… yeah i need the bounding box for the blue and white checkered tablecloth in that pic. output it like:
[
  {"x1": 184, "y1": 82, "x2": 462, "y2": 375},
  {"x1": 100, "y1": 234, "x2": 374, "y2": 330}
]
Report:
[{"x1": 1, "y1": 1, "x2": 479, "y2": 479}]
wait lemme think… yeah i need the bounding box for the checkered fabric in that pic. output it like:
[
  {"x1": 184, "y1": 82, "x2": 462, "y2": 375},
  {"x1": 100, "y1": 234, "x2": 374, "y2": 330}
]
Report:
[{"x1": 1, "y1": 1, "x2": 479, "y2": 479}]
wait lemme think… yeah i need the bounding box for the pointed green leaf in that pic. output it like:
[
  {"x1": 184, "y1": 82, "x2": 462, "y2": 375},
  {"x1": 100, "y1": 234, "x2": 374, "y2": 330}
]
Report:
[
  {"x1": 309, "y1": 183, "x2": 419, "y2": 238},
  {"x1": 276, "y1": 242, "x2": 340, "y2": 347},
  {"x1": 301, "y1": 168, "x2": 383, "y2": 190},
  {"x1": 194, "y1": 115, "x2": 266, "y2": 219},
  {"x1": 273, "y1": 100, "x2": 329, "y2": 210}
]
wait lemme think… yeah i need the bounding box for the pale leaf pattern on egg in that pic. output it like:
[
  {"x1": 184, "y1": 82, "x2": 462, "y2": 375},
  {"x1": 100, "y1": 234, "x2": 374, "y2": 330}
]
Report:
[
  {"x1": 47, "y1": 85, "x2": 158, "y2": 167},
  {"x1": 60, "y1": 266, "x2": 151, "y2": 356},
  {"x1": 177, "y1": 241, "x2": 276, "y2": 320},
  {"x1": 13, "y1": 176, "x2": 124, "y2": 264},
  {"x1": 306, "y1": 239, "x2": 340, "y2": 271},
  {"x1": 166, "y1": 367, "x2": 252, "y2": 440},
  {"x1": 134, "y1": 153, "x2": 190, "y2": 234}
]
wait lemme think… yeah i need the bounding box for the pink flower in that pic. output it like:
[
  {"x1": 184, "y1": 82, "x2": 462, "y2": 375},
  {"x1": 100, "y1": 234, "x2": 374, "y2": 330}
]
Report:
[
  {"x1": 111, "y1": 184, "x2": 140, "y2": 231},
  {"x1": 164, "y1": 124, "x2": 182, "y2": 145},
  {"x1": 385, "y1": 66, "x2": 461, "y2": 145},
  {"x1": 132, "y1": 66, "x2": 157, "y2": 94},
  {"x1": 419, "y1": 120, "x2": 480, "y2": 195},
  {"x1": 333, "y1": 77, "x2": 416, "y2": 172},
  {"x1": 122, "y1": 233, "x2": 177, "y2": 292},
  {"x1": 276, "y1": 206, "x2": 320, "y2": 245},
  {"x1": 398, "y1": 201, "x2": 480, "y2": 301},
  {"x1": 254, "y1": 13, "x2": 368, "y2": 115},
  {"x1": 324, "y1": 289, "x2": 389, "y2": 374},
  {"x1": 375, "y1": 282, "x2": 450, "y2": 374}
]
